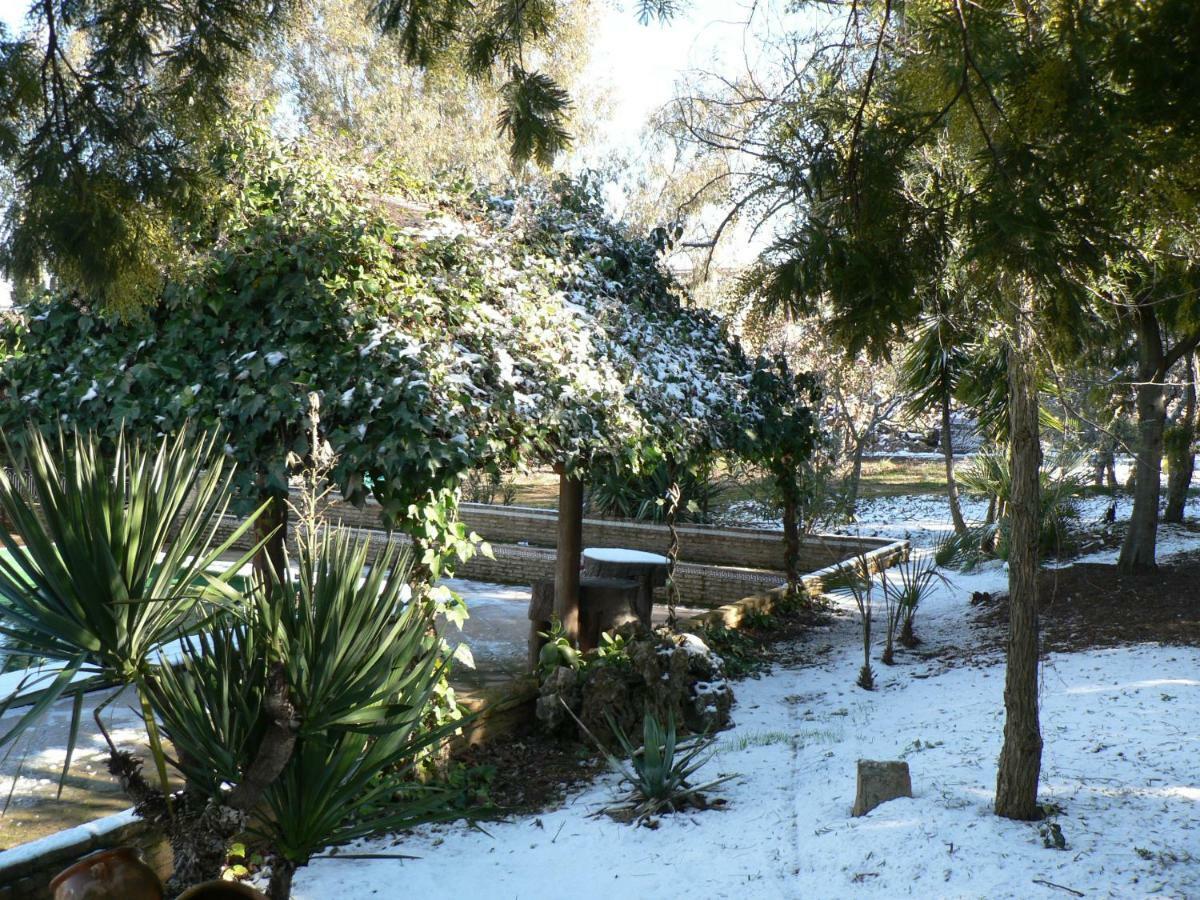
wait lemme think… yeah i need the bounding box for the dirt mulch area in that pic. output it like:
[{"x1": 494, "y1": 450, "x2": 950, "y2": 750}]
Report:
[
  {"x1": 975, "y1": 552, "x2": 1200, "y2": 653},
  {"x1": 453, "y1": 732, "x2": 609, "y2": 816}
]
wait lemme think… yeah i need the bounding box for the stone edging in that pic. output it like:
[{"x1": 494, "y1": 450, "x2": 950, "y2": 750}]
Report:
[
  {"x1": 0, "y1": 809, "x2": 170, "y2": 899},
  {"x1": 678, "y1": 538, "x2": 911, "y2": 632}
]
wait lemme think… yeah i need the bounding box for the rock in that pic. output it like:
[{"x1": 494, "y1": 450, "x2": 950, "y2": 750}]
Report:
[
  {"x1": 535, "y1": 665, "x2": 580, "y2": 731},
  {"x1": 539, "y1": 624, "x2": 735, "y2": 743},
  {"x1": 852, "y1": 759, "x2": 912, "y2": 816}
]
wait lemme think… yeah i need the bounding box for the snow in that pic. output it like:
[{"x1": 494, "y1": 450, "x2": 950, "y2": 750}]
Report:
[
  {"x1": 726, "y1": 486, "x2": 1193, "y2": 551},
  {"x1": 291, "y1": 532, "x2": 1200, "y2": 900},
  {"x1": 582, "y1": 547, "x2": 670, "y2": 565}
]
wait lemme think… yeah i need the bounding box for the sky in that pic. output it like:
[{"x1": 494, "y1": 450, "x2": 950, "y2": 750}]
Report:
[
  {"x1": 0, "y1": 0, "x2": 774, "y2": 302},
  {"x1": 0, "y1": 0, "x2": 758, "y2": 163},
  {"x1": 584, "y1": 0, "x2": 762, "y2": 156}
]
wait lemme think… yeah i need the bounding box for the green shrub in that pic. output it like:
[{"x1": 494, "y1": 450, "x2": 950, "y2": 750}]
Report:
[{"x1": 585, "y1": 460, "x2": 728, "y2": 524}]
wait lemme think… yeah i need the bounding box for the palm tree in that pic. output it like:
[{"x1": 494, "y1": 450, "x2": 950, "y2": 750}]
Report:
[{"x1": 901, "y1": 309, "x2": 971, "y2": 536}]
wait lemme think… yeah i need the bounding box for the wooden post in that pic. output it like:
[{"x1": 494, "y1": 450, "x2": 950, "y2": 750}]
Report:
[{"x1": 554, "y1": 467, "x2": 583, "y2": 643}]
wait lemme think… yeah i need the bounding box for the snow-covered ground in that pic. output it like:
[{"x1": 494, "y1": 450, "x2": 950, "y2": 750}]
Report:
[
  {"x1": 832, "y1": 491, "x2": 1177, "y2": 550},
  {"x1": 291, "y1": 535, "x2": 1200, "y2": 899},
  {"x1": 728, "y1": 481, "x2": 1192, "y2": 551}
]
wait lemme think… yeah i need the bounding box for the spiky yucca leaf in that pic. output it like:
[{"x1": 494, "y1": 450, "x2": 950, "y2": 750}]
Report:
[
  {"x1": 151, "y1": 526, "x2": 471, "y2": 875},
  {"x1": 0, "y1": 427, "x2": 266, "y2": 798},
  {"x1": 0, "y1": 428, "x2": 264, "y2": 756}
]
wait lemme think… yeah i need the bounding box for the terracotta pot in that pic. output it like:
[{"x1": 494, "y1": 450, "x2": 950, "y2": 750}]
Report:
[
  {"x1": 50, "y1": 846, "x2": 163, "y2": 900},
  {"x1": 176, "y1": 882, "x2": 268, "y2": 899}
]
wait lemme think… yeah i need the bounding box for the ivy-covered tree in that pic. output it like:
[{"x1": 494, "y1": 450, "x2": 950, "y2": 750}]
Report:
[{"x1": 0, "y1": 131, "x2": 809, "y2": 575}]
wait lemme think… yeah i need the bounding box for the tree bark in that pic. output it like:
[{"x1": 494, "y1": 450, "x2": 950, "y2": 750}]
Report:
[
  {"x1": 1118, "y1": 306, "x2": 1168, "y2": 574},
  {"x1": 994, "y1": 300, "x2": 1043, "y2": 821},
  {"x1": 254, "y1": 491, "x2": 290, "y2": 584},
  {"x1": 781, "y1": 475, "x2": 801, "y2": 599},
  {"x1": 1163, "y1": 351, "x2": 1196, "y2": 524},
  {"x1": 941, "y1": 393, "x2": 969, "y2": 536},
  {"x1": 554, "y1": 469, "x2": 583, "y2": 643}
]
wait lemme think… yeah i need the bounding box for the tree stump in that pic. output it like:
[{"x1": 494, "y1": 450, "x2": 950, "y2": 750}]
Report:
[
  {"x1": 581, "y1": 550, "x2": 668, "y2": 626},
  {"x1": 578, "y1": 576, "x2": 640, "y2": 651},
  {"x1": 852, "y1": 759, "x2": 912, "y2": 816},
  {"x1": 529, "y1": 576, "x2": 641, "y2": 666}
]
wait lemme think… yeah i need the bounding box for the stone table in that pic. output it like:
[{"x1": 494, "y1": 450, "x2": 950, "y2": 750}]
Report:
[{"x1": 581, "y1": 547, "x2": 669, "y2": 627}]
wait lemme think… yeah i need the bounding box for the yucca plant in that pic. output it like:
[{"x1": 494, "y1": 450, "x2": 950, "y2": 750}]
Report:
[
  {"x1": 600, "y1": 711, "x2": 734, "y2": 826},
  {"x1": 0, "y1": 427, "x2": 263, "y2": 793},
  {"x1": 881, "y1": 551, "x2": 946, "y2": 656},
  {"x1": 825, "y1": 552, "x2": 876, "y2": 689},
  {"x1": 563, "y1": 699, "x2": 733, "y2": 826},
  {"x1": 151, "y1": 529, "x2": 468, "y2": 898}
]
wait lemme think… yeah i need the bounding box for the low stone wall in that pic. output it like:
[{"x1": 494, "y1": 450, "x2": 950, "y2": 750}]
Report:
[
  {"x1": 319, "y1": 497, "x2": 885, "y2": 573},
  {"x1": 0, "y1": 810, "x2": 170, "y2": 899},
  {"x1": 243, "y1": 494, "x2": 893, "y2": 606},
  {"x1": 460, "y1": 503, "x2": 885, "y2": 572},
  {"x1": 679, "y1": 538, "x2": 911, "y2": 632}
]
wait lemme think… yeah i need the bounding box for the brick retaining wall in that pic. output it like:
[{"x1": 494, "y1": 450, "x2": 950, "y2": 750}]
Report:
[{"x1": 318, "y1": 497, "x2": 884, "y2": 572}]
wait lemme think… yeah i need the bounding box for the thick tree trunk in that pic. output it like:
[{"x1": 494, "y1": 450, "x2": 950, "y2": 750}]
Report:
[
  {"x1": 253, "y1": 493, "x2": 289, "y2": 583},
  {"x1": 554, "y1": 470, "x2": 583, "y2": 643},
  {"x1": 1118, "y1": 307, "x2": 1168, "y2": 574},
  {"x1": 1164, "y1": 352, "x2": 1196, "y2": 524},
  {"x1": 941, "y1": 394, "x2": 969, "y2": 536},
  {"x1": 994, "y1": 302, "x2": 1043, "y2": 821}
]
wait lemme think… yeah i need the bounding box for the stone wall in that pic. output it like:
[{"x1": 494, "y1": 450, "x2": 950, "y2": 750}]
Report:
[
  {"x1": 216, "y1": 496, "x2": 894, "y2": 607},
  {"x1": 320, "y1": 498, "x2": 883, "y2": 573}
]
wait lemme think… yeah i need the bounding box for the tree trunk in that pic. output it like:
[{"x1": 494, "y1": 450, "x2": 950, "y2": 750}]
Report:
[
  {"x1": 845, "y1": 441, "x2": 866, "y2": 519},
  {"x1": 941, "y1": 393, "x2": 969, "y2": 536},
  {"x1": 1118, "y1": 306, "x2": 1168, "y2": 574},
  {"x1": 994, "y1": 300, "x2": 1043, "y2": 821},
  {"x1": 253, "y1": 493, "x2": 289, "y2": 583},
  {"x1": 1104, "y1": 445, "x2": 1118, "y2": 489},
  {"x1": 554, "y1": 469, "x2": 583, "y2": 643},
  {"x1": 781, "y1": 476, "x2": 801, "y2": 598},
  {"x1": 268, "y1": 857, "x2": 296, "y2": 900},
  {"x1": 1163, "y1": 352, "x2": 1196, "y2": 524},
  {"x1": 664, "y1": 462, "x2": 682, "y2": 627}
]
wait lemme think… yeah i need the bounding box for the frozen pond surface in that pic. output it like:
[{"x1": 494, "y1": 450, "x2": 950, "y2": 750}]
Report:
[{"x1": 442, "y1": 578, "x2": 534, "y2": 688}]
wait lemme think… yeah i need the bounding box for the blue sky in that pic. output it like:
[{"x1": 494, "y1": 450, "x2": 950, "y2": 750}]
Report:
[{"x1": 0, "y1": 0, "x2": 753, "y2": 161}]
